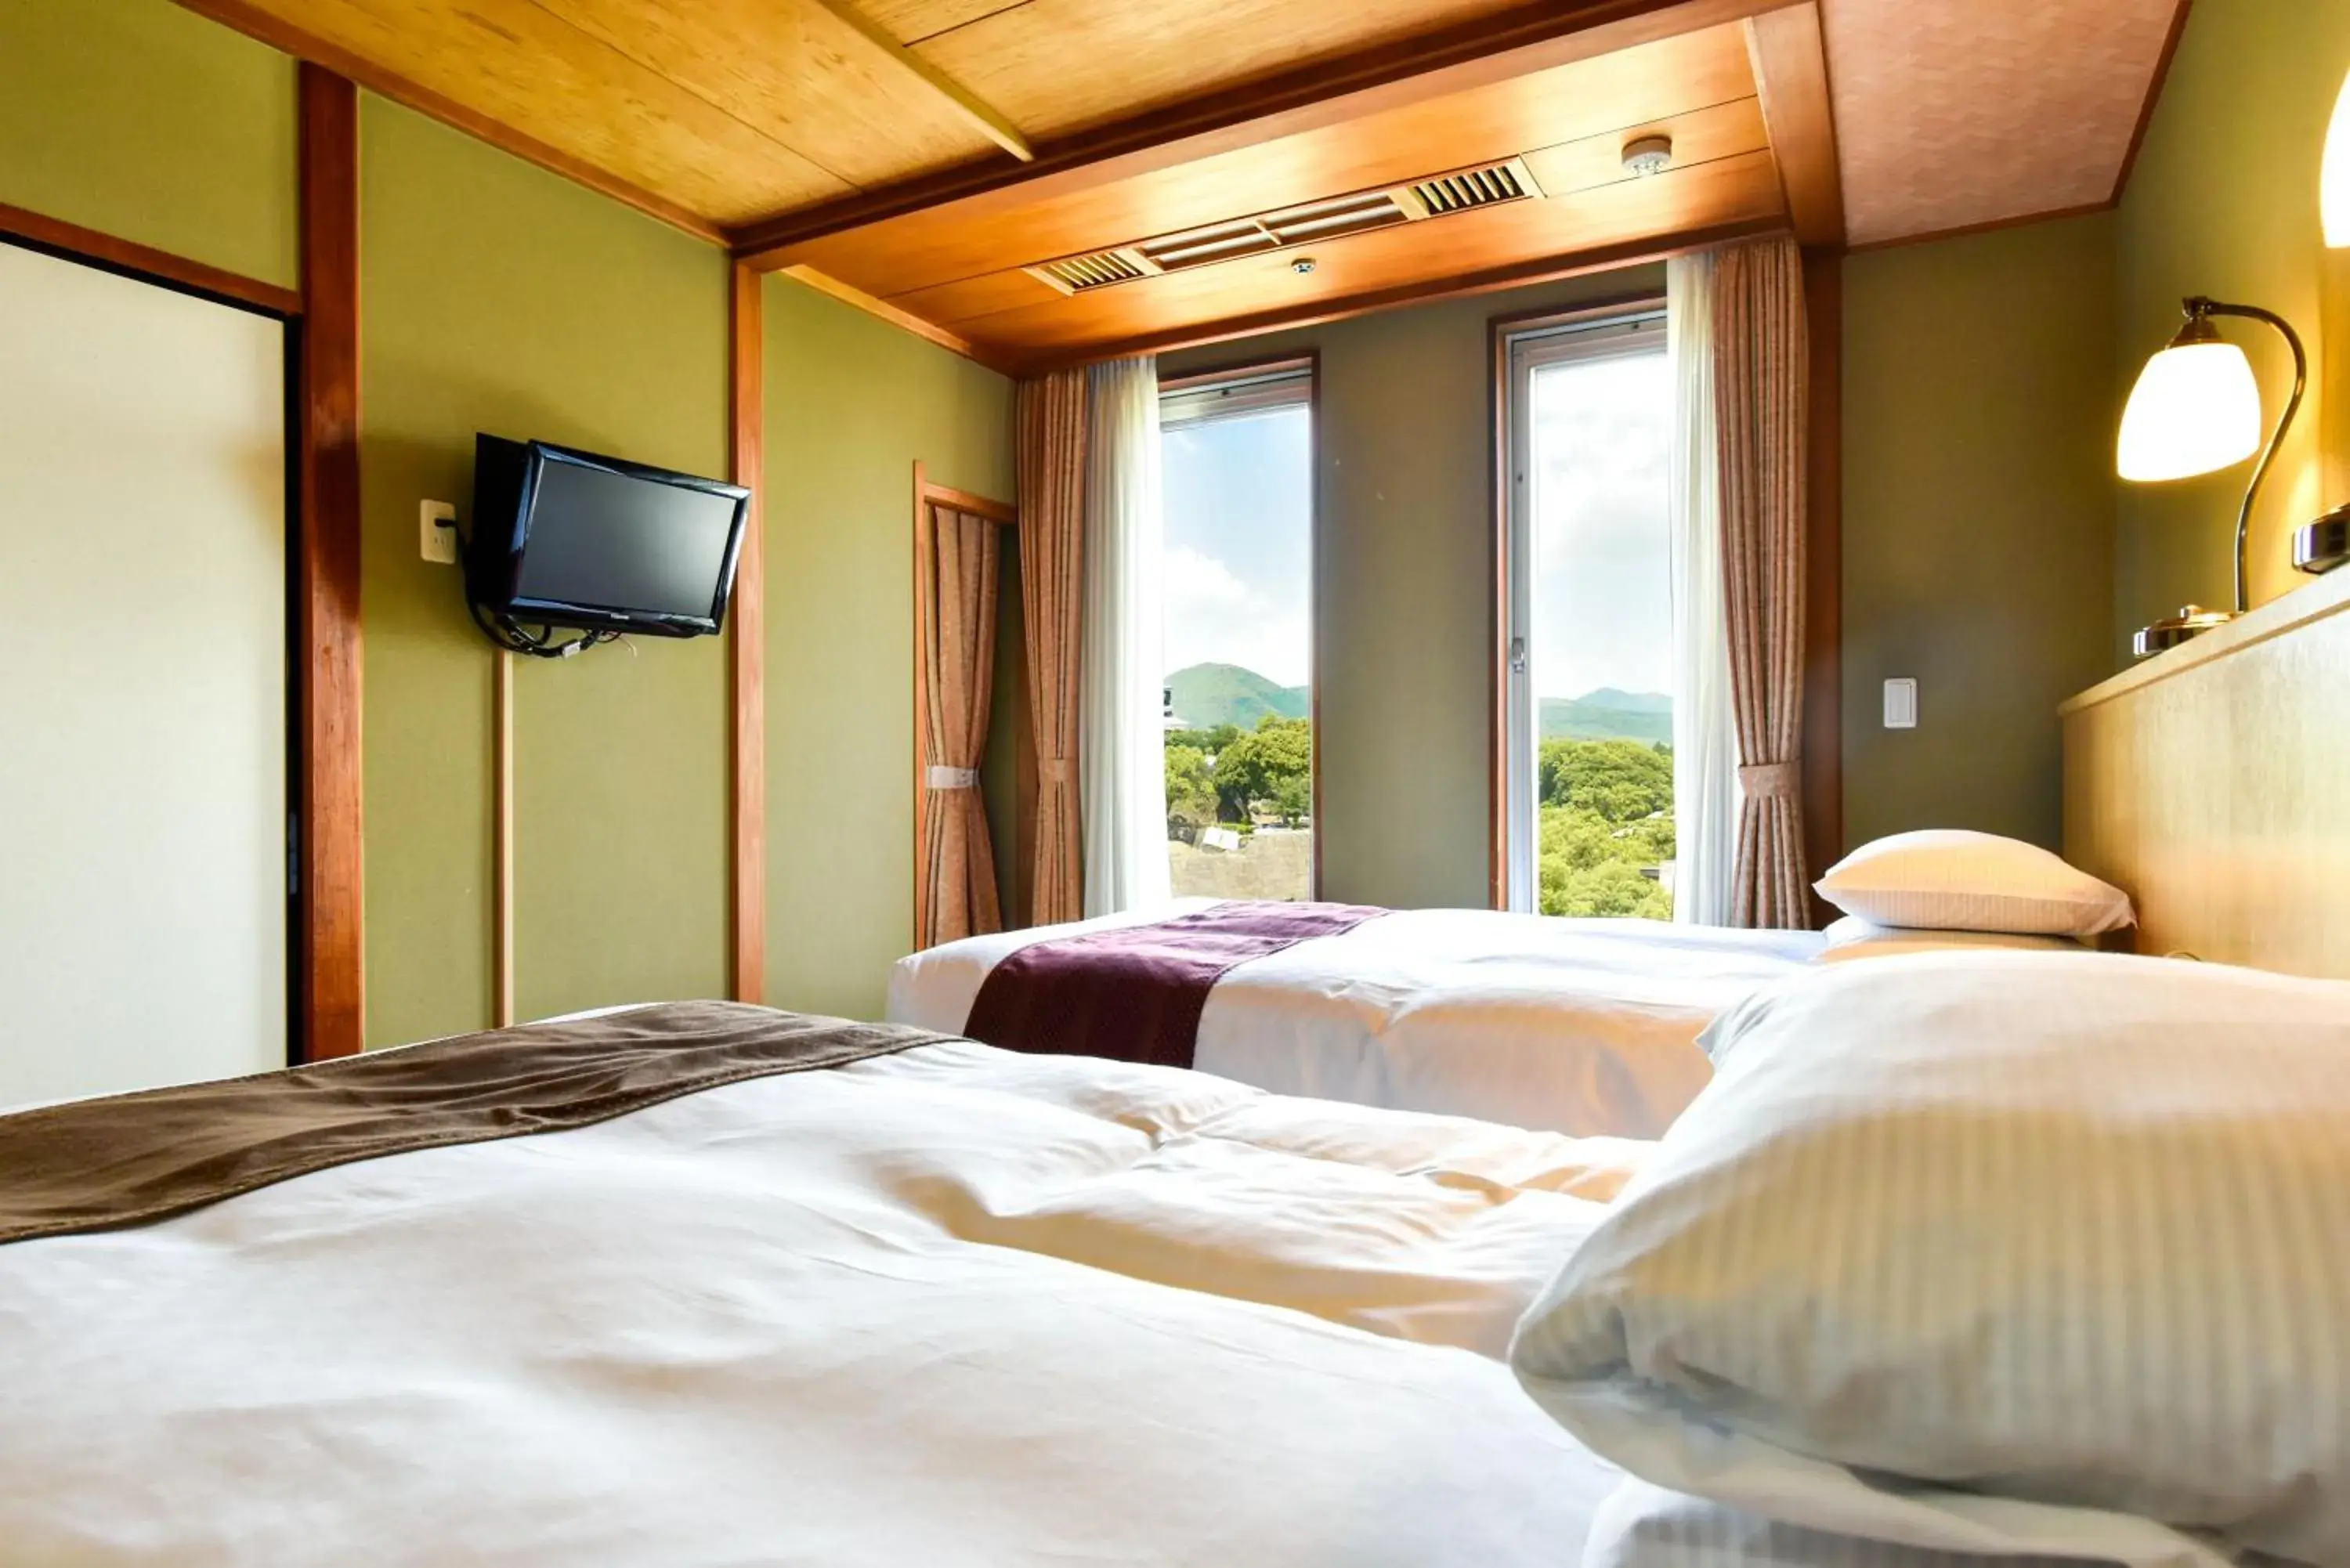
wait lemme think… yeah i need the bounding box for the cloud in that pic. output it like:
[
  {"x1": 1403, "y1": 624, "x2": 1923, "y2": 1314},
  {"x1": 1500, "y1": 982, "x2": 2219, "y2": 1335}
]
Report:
[{"x1": 1161, "y1": 543, "x2": 1310, "y2": 687}]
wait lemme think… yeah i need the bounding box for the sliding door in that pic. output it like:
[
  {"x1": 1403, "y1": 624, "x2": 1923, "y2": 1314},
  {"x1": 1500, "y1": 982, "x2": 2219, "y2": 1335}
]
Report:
[
  {"x1": 1497, "y1": 303, "x2": 1676, "y2": 917},
  {"x1": 0, "y1": 241, "x2": 289, "y2": 1105}
]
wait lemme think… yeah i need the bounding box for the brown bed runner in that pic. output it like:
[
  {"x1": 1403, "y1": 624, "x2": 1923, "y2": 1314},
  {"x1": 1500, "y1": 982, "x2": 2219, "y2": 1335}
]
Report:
[
  {"x1": 961, "y1": 899, "x2": 1387, "y2": 1068},
  {"x1": 0, "y1": 1003, "x2": 950, "y2": 1247}
]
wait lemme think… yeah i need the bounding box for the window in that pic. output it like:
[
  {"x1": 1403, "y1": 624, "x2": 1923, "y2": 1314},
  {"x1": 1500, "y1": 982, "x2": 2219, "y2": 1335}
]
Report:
[
  {"x1": 1498, "y1": 303, "x2": 1676, "y2": 919},
  {"x1": 1158, "y1": 359, "x2": 1316, "y2": 901}
]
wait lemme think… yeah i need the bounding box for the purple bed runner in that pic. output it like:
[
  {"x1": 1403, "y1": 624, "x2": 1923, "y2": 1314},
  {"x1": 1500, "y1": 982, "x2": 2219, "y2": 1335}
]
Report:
[{"x1": 960, "y1": 900, "x2": 1388, "y2": 1068}]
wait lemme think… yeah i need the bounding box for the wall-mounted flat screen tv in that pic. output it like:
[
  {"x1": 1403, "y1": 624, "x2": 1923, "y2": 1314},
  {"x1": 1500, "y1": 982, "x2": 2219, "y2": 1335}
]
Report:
[{"x1": 465, "y1": 434, "x2": 750, "y2": 639}]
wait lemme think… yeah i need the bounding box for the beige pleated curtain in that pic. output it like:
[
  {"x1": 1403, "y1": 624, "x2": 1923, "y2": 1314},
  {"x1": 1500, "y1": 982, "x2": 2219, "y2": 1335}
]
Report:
[
  {"x1": 917, "y1": 504, "x2": 1003, "y2": 948},
  {"x1": 1712, "y1": 237, "x2": 1811, "y2": 928},
  {"x1": 1014, "y1": 369, "x2": 1088, "y2": 926}
]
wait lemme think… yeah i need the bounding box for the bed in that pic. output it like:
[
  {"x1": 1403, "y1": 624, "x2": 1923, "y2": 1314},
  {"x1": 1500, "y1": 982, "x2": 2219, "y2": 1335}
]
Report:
[
  {"x1": 0, "y1": 1003, "x2": 1646, "y2": 1566},
  {"x1": 889, "y1": 900, "x2": 1824, "y2": 1138}
]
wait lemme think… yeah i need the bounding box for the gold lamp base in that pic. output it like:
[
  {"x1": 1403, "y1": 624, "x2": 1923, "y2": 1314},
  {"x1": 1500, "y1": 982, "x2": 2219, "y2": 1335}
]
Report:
[{"x1": 2132, "y1": 605, "x2": 2238, "y2": 659}]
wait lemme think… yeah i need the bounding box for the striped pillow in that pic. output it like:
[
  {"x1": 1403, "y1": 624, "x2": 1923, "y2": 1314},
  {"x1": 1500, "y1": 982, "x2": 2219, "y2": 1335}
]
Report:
[
  {"x1": 1814, "y1": 831, "x2": 2133, "y2": 935},
  {"x1": 1511, "y1": 952, "x2": 2350, "y2": 1568},
  {"x1": 1812, "y1": 916, "x2": 2084, "y2": 964},
  {"x1": 1584, "y1": 1480, "x2": 2114, "y2": 1568}
]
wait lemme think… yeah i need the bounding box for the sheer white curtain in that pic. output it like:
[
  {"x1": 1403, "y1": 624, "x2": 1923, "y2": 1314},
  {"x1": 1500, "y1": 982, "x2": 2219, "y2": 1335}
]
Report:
[
  {"x1": 1666, "y1": 252, "x2": 1740, "y2": 926},
  {"x1": 1079, "y1": 356, "x2": 1173, "y2": 916}
]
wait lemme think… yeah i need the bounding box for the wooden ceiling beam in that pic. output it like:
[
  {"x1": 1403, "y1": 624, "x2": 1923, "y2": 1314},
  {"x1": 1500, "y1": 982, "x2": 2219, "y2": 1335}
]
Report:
[
  {"x1": 732, "y1": 0, "x2": 1810, "y2": 266},
  {"x1": 169, "y1": 0, "x2": 728, "y2": 244},
  {"x1": 1744, "y1": 2, "x2": 1845, "y2": 246},
  {"x1": 806, "y1": 0, "x2": 1033, "y2": 164}
]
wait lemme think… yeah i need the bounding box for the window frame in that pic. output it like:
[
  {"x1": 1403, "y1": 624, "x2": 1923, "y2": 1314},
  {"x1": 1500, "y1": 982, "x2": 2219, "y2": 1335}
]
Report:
[
  {"x1": 1488, "y1": 295, "x2": 1669, "y2": 913},
  {"x1": 1157, "y1": 351, "x2": 1321, "y2": 900}
]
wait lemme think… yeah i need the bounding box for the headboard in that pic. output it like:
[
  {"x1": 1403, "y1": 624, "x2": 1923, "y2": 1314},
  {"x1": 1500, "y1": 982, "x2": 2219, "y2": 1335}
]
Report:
[{"x1": 2061, "y1": 569, "x2": 2350, "y2": 978}]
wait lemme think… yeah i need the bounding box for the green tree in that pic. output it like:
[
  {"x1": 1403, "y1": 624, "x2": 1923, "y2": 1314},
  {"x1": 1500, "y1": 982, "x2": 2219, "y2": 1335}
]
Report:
[
  {"x1": 1538, "y1": 738, "x2": 1673, "y2": 823},
  {"x1": 1532, "y1": 738, "x2": 1676, "y2": 919},
  {"x1": 1213, "y1": 714, "x2": 1312, "y2": 826},
  {"x1": 1164, "y1": 742, "x2": 1217, "y2": 837}
]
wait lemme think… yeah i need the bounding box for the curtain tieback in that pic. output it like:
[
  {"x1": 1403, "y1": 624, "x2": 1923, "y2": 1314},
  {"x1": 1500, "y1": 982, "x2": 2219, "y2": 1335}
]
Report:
[
  {"x1": 1038, "y1": 758, "x2": 1074, "y2": 785},
  {"x1": 1737, "y1": 761, "x2": 1802, "y2": 800},
  {"x1": 925, "y1": 766, "x2": 980, "y2": 790}
]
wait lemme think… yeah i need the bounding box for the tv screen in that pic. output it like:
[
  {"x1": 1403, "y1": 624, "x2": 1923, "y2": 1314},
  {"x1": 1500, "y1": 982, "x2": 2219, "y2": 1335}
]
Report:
[{"x1": 465, "y1": 435, "x2": 750, "y2": 640}]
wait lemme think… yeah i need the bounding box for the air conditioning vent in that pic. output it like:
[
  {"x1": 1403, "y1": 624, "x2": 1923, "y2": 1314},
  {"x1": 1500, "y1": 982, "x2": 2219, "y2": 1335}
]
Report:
[
  {"x1": 1406, "y1": 158, "x2": 1538, "y2": 217},
  {"x1": 1138, "y1": 219, "x2": 1280, "y2": 273},
  {"x1": 1023, "y1": 157, "x2": 1545, "y2": 295},
  {"x1": 1025, "y1": 248, "x2": 1155, "y2": 294},
  {"x1": 1259, "y1": 190, "x2": 1413, "y2": 247}
]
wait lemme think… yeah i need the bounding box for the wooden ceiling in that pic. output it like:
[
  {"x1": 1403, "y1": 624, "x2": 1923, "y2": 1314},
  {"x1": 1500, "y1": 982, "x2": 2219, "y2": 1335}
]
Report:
[{"x1": 166, "y1": 0, "x2": 2177, "y2": 371}]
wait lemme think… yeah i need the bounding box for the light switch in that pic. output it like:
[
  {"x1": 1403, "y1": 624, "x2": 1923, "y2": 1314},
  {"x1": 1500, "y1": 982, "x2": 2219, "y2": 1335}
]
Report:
[
  {"x1": 419, "y1": 500, "x2": 457, "y2": 565},
  {"x1": 1883, "y1": 677, "x2": 1918, "y2": 729}
]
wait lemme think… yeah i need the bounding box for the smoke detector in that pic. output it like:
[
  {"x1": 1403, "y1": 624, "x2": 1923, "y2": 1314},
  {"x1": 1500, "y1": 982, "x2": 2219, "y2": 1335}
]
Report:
[{"x1": 1622, "y1": 134, "x2": 1674, "y2": 177}]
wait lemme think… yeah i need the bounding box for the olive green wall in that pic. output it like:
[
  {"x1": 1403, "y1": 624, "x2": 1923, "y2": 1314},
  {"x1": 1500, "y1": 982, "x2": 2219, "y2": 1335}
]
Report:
[
  {"x1": 1163, "y1": 267, "x2": 1664, "y2": 910},
  {"x1": 763, "y1": 276, "x2": 1014, "y2": 1020},
  {"x1": 1841, "y1": 215, "x2": 2119, "y2": 851},
  {"x1": 0, "y1": 0, "x2": 296, "y2": 287},
  {"x1": 361, "y1": 98, "x2": 732, "y2": 1046},
  {"x1": 2114, "y1": 0, "x2": 2350, "y2": 652}
]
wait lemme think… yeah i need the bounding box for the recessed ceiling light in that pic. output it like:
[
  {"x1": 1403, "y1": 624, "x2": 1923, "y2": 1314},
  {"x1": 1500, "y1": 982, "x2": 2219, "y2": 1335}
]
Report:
[
  {"x1": 1622, "y1": 135, "x2": 1674, "y2": 177},
  {"x1": 1291, "y1": 256, "x2": 1318, "y2": 275}
]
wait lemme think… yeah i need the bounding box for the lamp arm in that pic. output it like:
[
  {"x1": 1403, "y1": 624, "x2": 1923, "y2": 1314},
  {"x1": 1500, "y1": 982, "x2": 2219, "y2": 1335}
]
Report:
[{"x1": 2196, "y1": 298, "x2": 2307, "y2": 614}]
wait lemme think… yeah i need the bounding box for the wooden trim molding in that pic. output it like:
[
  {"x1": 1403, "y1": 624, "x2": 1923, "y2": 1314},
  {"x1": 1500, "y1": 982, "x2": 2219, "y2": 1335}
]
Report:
[
  {"x1": 1800, "y1": 244, "x2": 1843, "y2": 921},
  {"x1": 0, "y1": 199, "x2": 303, "y2": 318},
  {"x1": 1744, "y1": 3, "x2": 1846, "y2": 247},
  {"x1": 171, "y1": 0, "x2": 725, "y2": 246},
  {"x1": 2112, "y1": 0, "x2": 2194, "y2": 206},
  {"x1": 297, "y1": 65, "x2": 366, "y2": 1060},
  {"x1": 493, "y1": 649, "x2": 516, "y2": 1028},
  {"x1": 911, "y1": 464, "x2": 1022, "y2": 945},
  {"x1": 730, "y1": 263, "x2": 767, "y2": 1005},
  {"x1": 912, "y1": 461, "x2": 938, "y2": 946}
]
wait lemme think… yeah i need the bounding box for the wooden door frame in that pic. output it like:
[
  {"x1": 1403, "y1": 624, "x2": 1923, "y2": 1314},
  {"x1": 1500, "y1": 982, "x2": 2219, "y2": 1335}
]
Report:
[
  {"x1": 911, "y1": 464, "x2": 1024, "y2": 946},
  {"x1": 0, "y1": 66, "x2": 364, "y2": 1064}
]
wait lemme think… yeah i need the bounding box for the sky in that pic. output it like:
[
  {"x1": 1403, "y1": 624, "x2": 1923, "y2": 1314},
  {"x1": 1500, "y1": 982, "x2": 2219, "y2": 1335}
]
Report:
[
  {"x1": 1161, "y1": 406, "x2": 1314, "y2": 688},
  {"x1": 1528, "y1": 346, "x2": 1674, "y2": 702},
  {"x1": 1158, "y1": 355, "x2": 1673, "y2": 704}
]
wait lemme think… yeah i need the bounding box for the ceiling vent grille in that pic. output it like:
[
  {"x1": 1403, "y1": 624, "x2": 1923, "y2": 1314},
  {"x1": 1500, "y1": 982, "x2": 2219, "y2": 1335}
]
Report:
[
  {"x1": 1024, "y1": 157, "x2": 1545, "y2": 296},
  {"x1": 1027, "y1": 247, "x2": 1156, "y2": 294},
  {"x1": 1406, "y1": 158, "x2": 1534, "y2": 216}
]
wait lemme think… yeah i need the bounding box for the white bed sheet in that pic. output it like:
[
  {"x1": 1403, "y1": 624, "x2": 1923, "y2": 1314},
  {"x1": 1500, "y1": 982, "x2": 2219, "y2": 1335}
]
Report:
[
  {"x1": 0, "y1": 1035, "x2": 1647, "y2": 1567},
  {"x1": 890, "y1": 905, "x2": 1825, "y2": 1137}
]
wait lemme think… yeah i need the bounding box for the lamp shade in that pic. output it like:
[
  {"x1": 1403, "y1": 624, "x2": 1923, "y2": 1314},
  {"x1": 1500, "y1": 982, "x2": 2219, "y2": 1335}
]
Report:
[
  {"x1": 2325, "y1": 65, "x2": 2350, "y2": 247},
  {"x1": 2116, "y1": 339, "x2": 2262, "y2": 482}
]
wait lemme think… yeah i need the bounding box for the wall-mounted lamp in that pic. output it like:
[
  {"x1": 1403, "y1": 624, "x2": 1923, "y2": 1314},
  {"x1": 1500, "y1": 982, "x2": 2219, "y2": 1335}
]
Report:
[
  {"x1": 2116, "y1": 295, "x2": 2306, "y2": 655},
  {"x1": 2323, "y1": 64, "x2": 2350, "y2": 246}
]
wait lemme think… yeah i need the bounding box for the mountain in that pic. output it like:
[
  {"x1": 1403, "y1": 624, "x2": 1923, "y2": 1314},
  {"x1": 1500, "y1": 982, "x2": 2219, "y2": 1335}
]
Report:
[
  {"x1": 1166, "y1": 663, "x2": 1309, "y2": 732},
  {"x1": 1541, "y1": 689, "x2": 1672, "y2": 744}
]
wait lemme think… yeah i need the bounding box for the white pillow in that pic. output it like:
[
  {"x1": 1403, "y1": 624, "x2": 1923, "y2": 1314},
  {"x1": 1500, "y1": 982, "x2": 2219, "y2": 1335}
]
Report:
[
  {"x1": 1511, "y1": 951, "x2": 2350, "y2": 1568},
  {"x1": 1811, "y1": 915, "x2": 2084, "y2": 964},
  {"x1": 1814, "y1": 830, "x2": 2133, "y2": 935}
]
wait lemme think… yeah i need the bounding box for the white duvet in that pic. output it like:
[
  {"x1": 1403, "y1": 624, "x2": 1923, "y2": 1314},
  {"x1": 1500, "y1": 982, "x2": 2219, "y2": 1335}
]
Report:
[
  {"x1": 0, "y1": 1031, "x2": 1648, "y2": 1567},
  {"x1": 890, "y1": 905, "x2": 1824, "y2": 1138}
]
